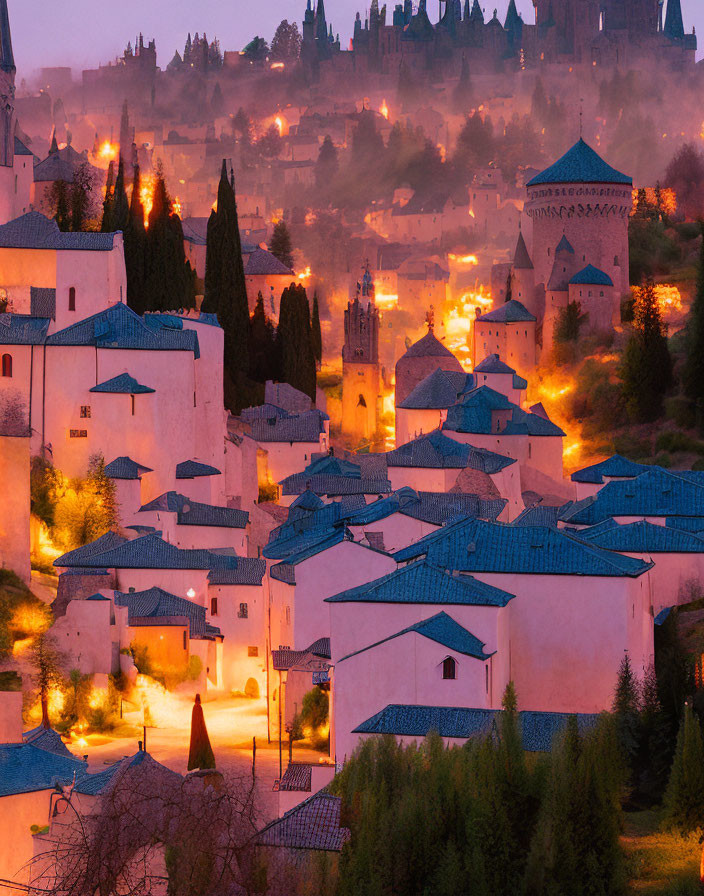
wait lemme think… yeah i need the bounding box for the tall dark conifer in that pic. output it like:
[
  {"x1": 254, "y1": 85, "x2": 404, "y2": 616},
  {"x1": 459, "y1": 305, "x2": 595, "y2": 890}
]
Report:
[
  {"x1": 683, "y1": 222, "x2": 704, "y2": 426},
  {"x1": 248, "y1": 292, "x2": 278, "y2": 384},
  {"x1": 276, "y1": 283, "x2": 316, "y2": 400},
  {"x1": 101, "y1": 161, "x2": 115, "y2": 233},
  {"x1": 202, "y1": 160, "x2": 250, "y2": 391},
  {"x1": 124, "y1": 165, "x2": 147, "y2": 315},
  {"x1": 311, "y1": 291, "x2": 322, "y2": 365},
  {"x1": 112, "y1": 156, "x2": 130, "y2": 234}
]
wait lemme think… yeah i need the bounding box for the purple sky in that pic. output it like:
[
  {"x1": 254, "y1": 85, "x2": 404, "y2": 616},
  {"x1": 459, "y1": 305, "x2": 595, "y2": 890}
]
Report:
[{"x1": 10, "y1": 0, "x2": 702, "y2": 76}]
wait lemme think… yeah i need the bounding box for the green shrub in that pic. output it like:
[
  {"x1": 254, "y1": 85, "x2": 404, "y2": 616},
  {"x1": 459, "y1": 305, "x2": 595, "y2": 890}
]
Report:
[
  {"x1": 665, "y1": 397, "x2": 697, "y2": 430},
  {"x1": 613, "y1": 433, "x2": 653, "y2": 458},
  {"x1": 655, "y1": 430, "x2": 704, "y2": 455},
  {"x1": 0, "y1": 670, "x2": 22, "y2": 691}
]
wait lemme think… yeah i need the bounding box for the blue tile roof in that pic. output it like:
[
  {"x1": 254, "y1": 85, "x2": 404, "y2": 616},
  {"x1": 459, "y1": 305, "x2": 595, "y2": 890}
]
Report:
[
  {"x1": 54, "y1": 531, "x2": 128, "y2": 566},
  {"x1": 256, "y1": 791, "x2": 350, "y2": 851},
  {"x1": 0, "y1": 742, "x2": 87, "y2": 797},
  {"x1": 394, "y1": 518, "x2": 651, "y2": 577},
  {"x1": 73, "y1": 750, "x2": 182, "y2": 796},
  {"x1": 352, "y1": 704, "x2": 599, "y2": 751},
  {"x1": 46, "y1": 303, "x2": 200, "y2": 357},
  {"x1": 264, "y1": 525, "x2": 349, "y2": 562},
  {"x1": 399, "y1": 328, "x2": 459, "y2": 359},
  {"x1": 326, "y1": 559, "x2": 514, "y2": 606},
  {"x1": 345, "y1": 489, "x2": 505, "y2": 527},
  {"x1": 570, "y1": 453, "x2": 649, "y2": 484},
  {"x1": 56, "y1": 533, "x2": 239, "y2": 571},
  {"x1": 0, "y1": 212, "x2": 117, "y2": 251},
  {"x1": 290, "y1": 489, "x2": 325, "y2": 511},
  {"x1": 339, "y1": 611, "x2": 493, "y2": 663},
  {"x1": 114, "y1": 587, "x2": 218, "y2": 638},
  {"x1": 207, "y1": 559, "x2": 266, "y2": 586},
  {"x1": 90, "y1": 373, "x2": 155, "y2": 394},
  {"x1": 526, "y1": 139, "x2": 632, "y2": 187},
  {"x1": 666, "y1": 516, "x2": 704, "y2": 534},
  {"x1": 138, "y1": 492, "x2": 248, "y2": 529},
  {"x1": 279, "y1": 472, "x2": 391, "y2": 498},
  {"x1": 512, "y1": 504, "x2": 565, "y2": 527},
  {"x1": 386, "y1": 430, "x2": 515, "y2": 472},
  {"x1": 578, "y1": 520, "x2": 704, "y2": 553},
  {"x1": 0, "y1": 313, "x2": 51, "y2": 345},
  {"x1": 104, "y1": 456, "x2": 153, "y2": 480},
  {"x1": 398, "y1": 368, "x2": 474, "y2": 410},
  {"x1": 561, "y1": 468, "x2": 704, "y2": 525},
  {"x1": 22, "y1": 726, "x2": 74, "y2": 758},
  {"x1": 30, "y1": 287, "x2": 56, "y2": 319},
  {"x1": 175, "y1": 459, "x2": 221, "y2": 478},
  {"x1": 569, "y1": 265, "x2": 613, "y2": 287},
  {"x1": 476, "y1": 299, "x2": 536, "y2": 323},
  {"x1": 249, "y1": 409, "x2": 327, "y2": 443},
  {"x1": 269, "y1": 530, "x2": 359, "y2": 583},
  {"x1": 443, "y1": 386, "x2": 565, "y2": 437}
]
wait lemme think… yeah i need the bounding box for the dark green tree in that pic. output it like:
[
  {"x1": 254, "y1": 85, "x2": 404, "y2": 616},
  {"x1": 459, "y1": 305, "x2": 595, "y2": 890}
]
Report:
[
  {"x1": 202, "y1": 160, "x2": 250, "y2": 393},
  {"x1": 662, "y1": 704, "x2": 704, "y2": 833},
  {"x1": 248, "y1": 292, "x2": 278, "y2": 384},
  {"x1": 612, "y1": 653, "x2": 641, "y2": 772},
  {"x1": 683, "y1": 221, "x2": 704, "y2": 425},
  {"x1": 311, "y1": 291, "x2": 322, "y2": 365},
  {"x1": 269, "y1": 220, "x2": 293, "y2": 270},
  {"x1": 315, "y1": 135, "x2": 339, "y2": 189},
  {"x1": 101, "y1": 161, "x2": 115, "y2": 233},
  {"x1": 453, "y1": 53, "x2": 472, "y2": 113},
  {"x1": 111, "y1": 156, "x2": 130, "y2": 234},
  {"x1": 124, "y1": 165, "x2": 148, "y2": 315},
  {"x1": 620, "y1": 278, "x2": 672, "y2": 422},
  {"x1": 270, "y1": 19, "x2": 302, "y2": 60},
  {"x1": 69, "y1": 163, "x2": 94, "y2": 232},
  {"x1": 276, "y1": 283, "x2": 316, "y2": 400},
  {"x1": 50, "y1": 180, "x2": 70, "y2": 232},
  {"x1": 454, "y1": 111, "x2": 495, "y2": 177}
]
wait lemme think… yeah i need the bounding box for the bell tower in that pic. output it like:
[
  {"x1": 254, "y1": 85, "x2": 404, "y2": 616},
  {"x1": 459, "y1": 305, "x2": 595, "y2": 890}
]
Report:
[{"x1": 341, "y1": 263, "x2": 381, "y2": 444}]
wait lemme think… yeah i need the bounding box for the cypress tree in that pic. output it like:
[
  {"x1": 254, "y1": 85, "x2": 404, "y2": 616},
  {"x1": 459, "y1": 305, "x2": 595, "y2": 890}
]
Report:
[
  {"x1": 248, "y1": 292, "x2": 278, "y2": 384},
  {"x1": 620, "y1": 278, "x2": 672, "y2": 422},
  {"x1": 311, "y1": 291, "x2": 322, "y2": 365},
  {"x1": 683, "y1": 222, "x2": 704, "y2": 426},
  {"x1": 315, "y1": 135, "x2": 339, "y2": 189},
  {"x1": 662, "y1": 704, "x2": 704, "y2": 833},
  {"x1": 202, "y1": 159, "x2": 250, "y2": 390},
  {"x1": 112, "y1": 156, "x2": 130, "y2": 234},
  {"x1": 612, "y1": 652, "x2": 642, "y2": 771},
  {"x1": 276, "y1": 283, "x2": 316, "y2": 400},
  {"x1": 453, "y1": 53, "x2": 472, "y2": 113},
  {"x1": 269, "y1": 220, "x2": 294, "y2": 270},
  {"x1": 101, "y1": 161, "x2": 115, "y2": 233},
  {"x1": 124, "y1": 165, "x2": 147, "y2": 315},
  {"x1": 51, "y1": 180, "x2": 70, "y2": 232}
]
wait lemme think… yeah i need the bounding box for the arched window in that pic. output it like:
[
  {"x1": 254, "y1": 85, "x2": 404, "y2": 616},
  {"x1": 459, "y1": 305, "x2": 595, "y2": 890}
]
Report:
[
  {"x1": 68, "y1": 287, "x2": 76, "y2": 311},
  {"x1": 1, "y1": 353, "x2": 11, "y2": 377},
  {"x1": 442, "y1": 656, "x2": 457, "y2": 680}
]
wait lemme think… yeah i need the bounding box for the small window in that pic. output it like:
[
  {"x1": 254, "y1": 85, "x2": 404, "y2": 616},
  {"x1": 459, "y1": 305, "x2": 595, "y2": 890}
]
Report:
[
  {"x1": 69, "y1": 429, "x2": 88, "y2": 438},
  {"x1": 131, "y1": 395, "x2": 135, "y2": 416},
  {"x1": 248, "y1": 646, "x2": 258, "y2": 657},
  {"x1": 238, "y1": 602, "x2": 248, "y2": 619},
  {"x1": 528, "y1": 442, "x2": 532, "y2": 459},
  {"x1": 80, "y1": 405, "x2": 91, "y2": 418},
  {"x1": 442, "y1": 656, "x2": 457, "y2": 680},
  {"x1": 211, "y1": 597, "x2": 218, "y2": 616},
  {"x1": 68, "y1": 287, "x2": 76, "y2": 311},
  {"x1": 485, "y1": 665, "x2": 489, "y2": 693},
  {"x1": 1, "y1": 353, "x2": 11, "y2": 377},
  {"x1": 183, "y1": 631, "x2": 187, "y2": 650},
  {"x1": 285, "y1": 606, "x2": 291, "y2": 624}
]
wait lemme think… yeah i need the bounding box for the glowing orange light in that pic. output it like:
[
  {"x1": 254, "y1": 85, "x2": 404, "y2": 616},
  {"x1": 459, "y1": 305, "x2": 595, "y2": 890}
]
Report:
[
  {"x1": 448, "y1": 253, "x2": 478, "y2": 265},
  {"x1": 270, "y1": 62, "x2": 285, "y2": 70},
  {"x1": 374, "y1": 292, "x2": 398, "y2": 310},
  {"x1": 275, "y1": 115, "x2": 284, "y2": 136},
  {"x1": 99, "y1": 141, "x2": 117, "y2": 161},
  {"x1": 298, "y1": 265, "x2": 312, "y2": 282},
  {"x1": 172, "y1": 196, "x2": 182, "y2": 218},
  {"x1": 380, "y1": 99, "x2": 389, "y2": 120}
]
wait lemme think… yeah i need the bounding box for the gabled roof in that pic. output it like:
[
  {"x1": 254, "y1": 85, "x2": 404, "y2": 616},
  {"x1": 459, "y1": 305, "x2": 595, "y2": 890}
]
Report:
[
  {"x1": 46, "y1": 303, "x2": 200, "y2": 357},
  {"x1": 560, "y1": 468, "x2": 704, "y2": 525},
  {"x1": 104, "y1": 456, "x2": 153, "y2": 480},
  {"x1": 512, "y1": 503, "x2": 565, "y2": 527},
  {"x1": 23, "y1": 726, "x2": 74, "y2": 758},
  {"x1": 0, "y1": 313, "x2": 51, "y2": 345},
  {"x1": 0, "y1": 212, "x2": 116, "y2": 251},
  {"x1": 244, "y1": 246, "x2": 294, "y2": 276},
  {"x1": 56, "y1": 533, "x2": 238, "y2": 571},
  {"x1": 114, "y1": 587, "x2": 218, "y2": 638},
  {"x1": 138, "y1": 492, "x2": 248, "y2": 529},
  {"x1": 326, "y1": 559, "x2": 513, "y2": 606},
  {"x1": 90, "y1": 372, "x2": 155, "y2": 394},
  {"x1": 346, "y1": 489, "x2": 505, "y2": 526},
  {"x1": 339, "y1": 611, "x2": 493, "y2": 663},
  {"x1": 0, "y1": 742, "x2": 87, "y2": 797},
  {"x1": 54, "y1": 530, "x2": 128, "y2": 567},
  {"x1": 352, "y1": 705, "x2": 599, "y2": 751},
  {"x1": 290, "y1": 489, "x2": 325, "y2": 512},
  {"x1": 666, "y1": 516, "x2": 704, "y2": 535},
  {"x1": 249, "y1": 409, "x2": 327, "y2": 444},
  {"x1": 569, "y1": 265, "x2": 613, "y2": 287},
  {"x1": 443, "y1": 386, "x2": 565, "y2": 437},
  {"x1": 279, "y1": 456, "x2": 391, "y2": 497},
  {"x1": 476, "y1": 299, "x2": 536, "y2": 323},
  {"x1": 578, "y1": 520, "x2": 704, "y2": 553},
  {"x1": 398, "y1": 368, "x2": 474, "y2": 410},
  {"x1": 393, "y1": 518, "x2": 651, "y2": 577},
  {"x1": 526, "y1": 139, "x2": 632, "y2": 187},
  {"x1": 256, "y1": 791, "x2": 350, "y2": 851},
  {"x1": 207, "y1": 559, "x2": 267, "y2": 586},
  {"x1": 73, "y1": 750, "x2": 181, "y2": 796},
  {"x1": 512, "y1": 230, "x2": 533, "y2": 270},
  {"x1": 474, "y1": 354, "x2": 528, "y2": 391},
  {"x1": 398, "y1": 328, "x2": 459, "y2": 360},
  {"x1": 175, "y1": 459, "x2": 221, "y2": 478},
  {"x1": 386, "y1": 429, "x2": 515, "y2": 472},
  {"x1": 570, "y1": 454, "x2": 648, "y2": 484},
  {"x1": 272, "y1": 636, "x2": 332, "y2": 671}
]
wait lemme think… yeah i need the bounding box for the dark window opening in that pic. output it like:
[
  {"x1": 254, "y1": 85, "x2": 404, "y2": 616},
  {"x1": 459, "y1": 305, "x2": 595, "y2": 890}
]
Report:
[
  {"x1": 238, "y1": 603, "x2": 249, "y2": 619},
  {"x1": 442, "y1": 656, "x2": 457, "y2": 680},
  {"x1": 211, "y1": 597, "x2": 218, "y2": 615},
  {"x1": 1, "y1": 353, "x2": 11, "y2": 377},
  {"x1": 68, "y1": 287, "x2": 76, "y2": 311}
]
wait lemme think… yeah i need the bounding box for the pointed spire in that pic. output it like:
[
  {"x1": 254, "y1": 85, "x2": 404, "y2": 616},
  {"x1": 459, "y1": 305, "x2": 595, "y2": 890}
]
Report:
[
  {"x1": 463, "y1": 0, "x2": 470, "y2": 19},
  {"x1": 49, "y1": 129, "x2": 58, "y2": 155},
  {"x1": 470, "y1": 0, "x2": 484, "y2": 23},
  {"x1": 513, "y1": 230, "x2": 533, "y2": 270},
  {"x1": 0, "y1": 0, "x2": 15, "y2": 73},
  {"x1": 664, "y1": 0, "x2": 684, "y2": 40},
  {"x1": 504, "y1": 0, "x2": 521, "y2": 32}
]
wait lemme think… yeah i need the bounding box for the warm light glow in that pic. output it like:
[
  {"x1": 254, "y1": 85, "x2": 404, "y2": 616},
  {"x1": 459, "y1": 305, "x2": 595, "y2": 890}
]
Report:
[
  {"x1": 275, "y1": 115, "x2": 284, "y2": 136},
  {"x1": 630, "y1": 283, "x2": 682, "y2": 314},
  {"x1": 172, "y1": 196, "x2": 182, "y2": 218},
  {"x1": 99, "y1": 141, "x2": 117, "y2": 161},
  {"x1": 448, "y1": 253, "x2": 479, "y2": 265},
  {"x1": 140, "y1": 174, "x2": 155, "y2": 227},
  {"x1": 440, "y1": 282, "x2": 492, "y2": 372},
  {"x1": 374, "y1": 292, "x2": 398, "y2": 310},
  {"x1": 298, "y1": 265, "x2": 312, "y2": 282},
  {"x1": 270, "y1": 62, "x2": 285, "y2": 70},
  {"x1": 187, "y1": 588, "x2": 196, "y2": 599},
  {"x1": 468, "y1": 208, "x2": 475, "y2": 219},
  {"x1": 380, "y1": 99, "x2": 389, "y2": 120}
]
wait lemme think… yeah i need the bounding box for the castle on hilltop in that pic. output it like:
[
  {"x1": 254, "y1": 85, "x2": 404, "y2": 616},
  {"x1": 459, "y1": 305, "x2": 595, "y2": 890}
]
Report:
[{"x1": 301, "y1": 0, "x2": 696, "y2": 78}]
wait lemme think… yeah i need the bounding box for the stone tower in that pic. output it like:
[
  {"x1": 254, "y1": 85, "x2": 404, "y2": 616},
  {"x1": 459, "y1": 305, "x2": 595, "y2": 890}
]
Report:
[
  {"x1": 342, "y1": 264, "x2": 381, "y2": 443},
  {"x1": 0, "y1": 0, "x2": 15, "y2": 170}
]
